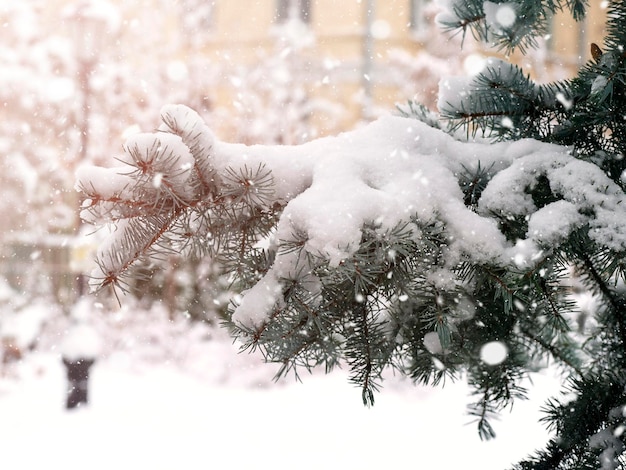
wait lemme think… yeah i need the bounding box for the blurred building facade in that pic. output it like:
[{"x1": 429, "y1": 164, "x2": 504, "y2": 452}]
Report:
[
  {"x1": 40, "y1": 0, "x2": 609, "y2": 140},
  {"x1": 163, "y1": 0, "x2": 609, "y2": 138}
]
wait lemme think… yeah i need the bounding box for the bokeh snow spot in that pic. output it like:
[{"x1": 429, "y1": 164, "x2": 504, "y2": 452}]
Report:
[
  {"x1": 495, "y1": 5, "x2": 516, "y2": 28},
  {"x1": 480, "y1": 341, "x2": 508, "y2": 365},
  {"x1": 371, "y1": 19, "x2": 391, "y2": 39},
  {"x1": 484, "y1": 1, "x2": 517, "y2": 30},
  {"x1": 166, "y1": 60, "x2": 188, "y2": 82},
  {"x1": 556, "y1": 92, "x2": 573, "y2": 110},
  {"x1": 463, "y1": 53, "x2": 487, "y2": 76},
  {"x1": 423, "y1": 331, "x2": 443, "y2": 354}
]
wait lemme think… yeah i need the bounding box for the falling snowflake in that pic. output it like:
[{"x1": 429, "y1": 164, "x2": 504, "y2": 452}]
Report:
[{"x1": 480, "y1": 341, "x2": 508, "y2": 365}]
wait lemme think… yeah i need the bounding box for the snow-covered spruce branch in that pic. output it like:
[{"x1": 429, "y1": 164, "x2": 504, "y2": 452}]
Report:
[{"x1": 78, "y1": 104, "x2": 626, "y2": 406}]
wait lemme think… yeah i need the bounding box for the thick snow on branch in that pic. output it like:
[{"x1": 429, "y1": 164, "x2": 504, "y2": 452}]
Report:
[{"x1": 77, "y1": 105, "x2": 626, "y2": 329}]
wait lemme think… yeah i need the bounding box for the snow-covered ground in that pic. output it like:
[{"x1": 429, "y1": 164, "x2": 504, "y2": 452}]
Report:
[{"x1": 0, "y1": 322, "x2": 562, "y2": 470}]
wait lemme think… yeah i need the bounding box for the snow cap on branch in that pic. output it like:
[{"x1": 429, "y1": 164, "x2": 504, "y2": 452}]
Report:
[{"x1": 77, "y1": 105, "x2": 626, "y2": 331}]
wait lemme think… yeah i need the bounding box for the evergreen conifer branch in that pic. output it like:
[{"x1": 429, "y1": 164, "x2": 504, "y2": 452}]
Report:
[
  {"x1": 76, "y1": 2, "x2": 626, "y2": 464},
  {"x1": 437, "y1": 1, "x2": 587, "y2": 55}
]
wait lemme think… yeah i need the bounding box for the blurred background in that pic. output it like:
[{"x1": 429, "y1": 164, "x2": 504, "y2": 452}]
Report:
[{"x1": 0, "y1": 1, "x2": 610, "y2": 468}]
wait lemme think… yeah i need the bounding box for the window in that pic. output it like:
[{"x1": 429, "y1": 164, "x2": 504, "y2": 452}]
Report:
[
  {"x1": 276, "y1": 0, "x2": 311, "y2": 24},
  {"x1": 409, "y1": 0, "x2": 431, "y2": 33}
]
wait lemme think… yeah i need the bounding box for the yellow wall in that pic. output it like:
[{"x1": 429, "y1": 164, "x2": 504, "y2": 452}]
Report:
[
  {"x1": 201, "y1": 0, "x2": 608, "y2": 136},
  {"x1": 48, "y1": 0, "x2": 608, "y2": 140}
]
